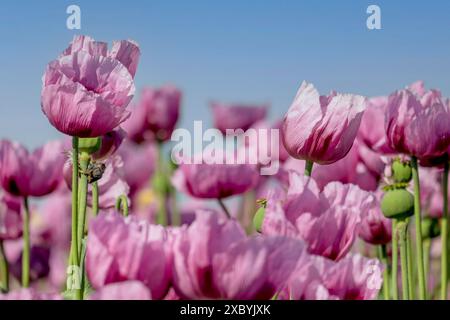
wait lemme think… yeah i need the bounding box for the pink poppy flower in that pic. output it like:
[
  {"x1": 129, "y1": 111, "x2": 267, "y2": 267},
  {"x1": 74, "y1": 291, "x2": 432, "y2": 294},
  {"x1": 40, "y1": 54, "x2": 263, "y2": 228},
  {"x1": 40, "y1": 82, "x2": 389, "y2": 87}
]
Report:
[
  {"x1": 210, "y1": 101, "x2": 268, "y2": 134},
  {"x1": 140, "y1": 86, "x2": 181, "y2": 142},
  {"x1": 0, "y1": 191, "x2": 22, "y2": 240},
  {"x1": 118, "y1": 141, "x2": 157, "y2": 197},
  {"x1": 41, "y1": 35, "x2": 140, "y2": 137},
  {"x1": 92, "y1": 128, "x2": 126, "y2": 161},
  {"x1": 284, "y1": 254, "x2": 382, "y2": 300},
  {"x1": 0, "y1": 140, "x2": 65, "y2": 197},
  {"x1": 86, "y1": 213, "x2": 171, "y2": 299},
  {"x1": 0, "y1": 288, "x2": 62, "y2": 300},
  {"x1": 172, "y1": 211, "x2": 304, "y2": 299},
  {"x1": 171, "y1": 151, "x2": 260, "y2": 199},
  {"x1": 316, "y1": 254, "x2": 383, "y2": 300},
  {"x1": 263, "y1": 173, "x2": 374, "y2": 260},
  {"x1": 358, "y1": 96, "x2": 394, "y2": 154},
  {"x1": 385, "y1": 82, "x2": 450, "y2": 158},
  {"x1": 281, "y1": 81, "x2": 366, "y2": 164},
  {"x1": 358, "y1": 191, "x2": 392, "y2": 245},
  {"x1": 281, "y1": 138, "x2": 383, "y2": 191},
  {"x1": 89, "y1": 281, "x2": 152, "y2": 300}
]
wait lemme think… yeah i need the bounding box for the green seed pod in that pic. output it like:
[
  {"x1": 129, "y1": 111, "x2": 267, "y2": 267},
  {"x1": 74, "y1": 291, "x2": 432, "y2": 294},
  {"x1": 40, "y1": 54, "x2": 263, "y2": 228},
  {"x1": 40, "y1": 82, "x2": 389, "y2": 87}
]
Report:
[
  {"x1": 421, "y1": 217, "x2": 440, "y2": 239},
  {"x1": 392, "y1": 159, "x2": 412, "y2": 183},
  {"x1": 79, "y1": 137, "x2": 102, "y2": 154},
  {"x1": 253, "y1": 206, "x2": 266, "y2": 233},
  {"x1": 381, "y1": 188, "x2": 414, "y2": 220}
]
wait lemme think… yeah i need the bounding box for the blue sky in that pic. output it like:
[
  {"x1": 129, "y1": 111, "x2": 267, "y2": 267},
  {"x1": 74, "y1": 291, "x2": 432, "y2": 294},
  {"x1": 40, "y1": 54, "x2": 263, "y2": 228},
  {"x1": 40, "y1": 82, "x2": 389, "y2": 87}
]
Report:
[{"x1": 1, "y1": 0, "x2": 450, "y2": 148}]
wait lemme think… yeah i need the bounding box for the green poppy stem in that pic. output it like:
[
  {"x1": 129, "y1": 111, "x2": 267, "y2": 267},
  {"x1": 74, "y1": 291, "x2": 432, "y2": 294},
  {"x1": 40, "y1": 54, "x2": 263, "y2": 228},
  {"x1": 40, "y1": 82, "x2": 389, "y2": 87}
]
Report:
[
  {"x1": 92, "y1": 182, "x2": 99, "y2": 217},
  {"x1": 304, "y1": 160, "x2": 314, "y2": 177},
  {"x1": 378, "y1": 244, "x2": 390, "y2": 300},
  {"x1": 68, "y1": 137, "x2": 81, "y2": 300},
  {"x1": 398, "y1": 220, "x2": 410, "y2": 300},
  {"x1": 0, "y1": 240, "x2": 9, "y2": 292},
  {"x1": 406, "y1": 231, "x2": 415, "y2": 299},
  {"x1": 21, "y1": 197, "x2": 30, "y2": 288},
  {"x1": 77, "y1": 152, "x2": 90, "y2": 258},
  {"x1": 155, "y1": 142, "x2": 167, "y2": 226},
  {"x1": 391, "y1": 219, "x2": 399, "y2": 300},
  {"x1": 115, "y1": 195, "x2": 129, "y2": 217},
  {"x1": 441, "y1": 160, "x2": 449, "y2": 300},
  {"x1": 411, "y1": 156, "x2": 427, "y2": 299}
]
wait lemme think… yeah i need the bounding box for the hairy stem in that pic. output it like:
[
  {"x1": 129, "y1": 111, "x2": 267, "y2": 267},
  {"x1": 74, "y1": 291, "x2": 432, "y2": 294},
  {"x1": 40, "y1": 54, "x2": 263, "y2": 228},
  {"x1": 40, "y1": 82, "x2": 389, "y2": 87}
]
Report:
[
  {"x1": 92, "y1": 182, "x2": 99, "y2": 217},
  {"x1": 68, "y1": 137, "x2": 81, "y2": 300},
  {"x1": 411, "y1": 156, "x2": 426, "y2": 299},
  {"x1": 391, "y1": 219, "x2": 399, "y2": 300},
  {"x1": 379, "y1": 244, "x2": 390, "y2": 300},
  {"x1": 398, "y1": 220, "x2": 410, "y2": 300}
]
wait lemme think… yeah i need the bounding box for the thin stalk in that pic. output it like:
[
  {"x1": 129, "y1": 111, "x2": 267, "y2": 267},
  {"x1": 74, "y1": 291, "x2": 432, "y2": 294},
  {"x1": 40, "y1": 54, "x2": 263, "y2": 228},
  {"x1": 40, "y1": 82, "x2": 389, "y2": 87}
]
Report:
[
  {"x1": 304, "y1": 160, "x2": 314, "y2": 177},
  {"x1": 423, "y1": 238, "x2": 431, "y2": 299},
  {"x1": 398, "y1": 220, "x2": 410, "y2": 300},
  {"x1": 155, "y1": 142, "x2": 167, "y2": 226},
  {"x1": 218, "y1": 198, "x2": 231, "y2": 219},
  {"x1": 411, "y1": 156, "x2": 427, "y2": 299},
  {"x1": 392, "y1": 219, "x2": 399, "y2": 300},
  {"x1": 21, "y1": 197, "x2": 30, "y2": 288},
  {"x1": 77, "y1": 152, "x2": 90, "y2": 258},
  {"x1": 92, "y1": 182, "x2": 99, "y2": 217},
  {"x1": 441, "y1": 160, "x2": 449, "y2": 300},
  {"x1": 378, "y1": 244, "x2": 390, "y2": 300},
  {"x1": 115, "y1": 195, "x2": 129, "y2": 217},
  {"x1": 69, "y1": 137, "x2": 81, "y2": 300},
  {"x1": 0, "y1": 240, "x2": 9, "y2": 292},
  {"x1": 406, "y1": 231, "x2": 414, "y2": 299}
]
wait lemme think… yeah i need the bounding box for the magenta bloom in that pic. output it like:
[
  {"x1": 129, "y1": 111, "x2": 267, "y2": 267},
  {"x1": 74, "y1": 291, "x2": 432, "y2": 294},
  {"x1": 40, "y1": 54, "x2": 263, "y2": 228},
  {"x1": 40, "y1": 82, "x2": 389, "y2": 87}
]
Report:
[
  {"x1": 282, "y1": 253, "x2": 382, "y2": 300},
  {"x1": 358, "y1": 96, "x2": 394, "y2": 154},
  {"x1": 171, "y1": 152, "x2": 260, "y2": 199},
  {"x1": 86, "y1": 213, "x2": 171, "y2": 299},
  {"x1": 141, "y1": 86, "x2": 181, "y2": 142},
  {"x1": 385, "y1": 82, "x2": 450, "y2": 158},
  {"x1": 41, "y1": 35, "x2": 140, "y2": 137},
  {"x1": 0, "y1": 140, "x2": 65, "y2": 197},
  {"x1": 282, "y1": 138, "x2": 384, "y2": 192},
  {"x1": 316, "y1": 254, "x2": 383, "y2": 300},
  {"x1": 359, "y1": 191, "x2": 392, "y2": 245},
  {"x1": 172, "y1": 211, "x2": 303, "y2": 299},
  {"x1": 92, "y1": 128, "x2": 126, "y2": 161},
  {"x1": 89, "y1": 281, "x2": 152, "y2": 300},
  {"x1": 0, "y1": 192, "x2": 22, "y2": 240},
  {"x1": 0, "y1": 289, "x2": 62, "y2": 300},
  {"x1": 282, "y1": 81, "x2": 366, "y2": 164},
  {"x1": 263, "y1": 173, "x2": 374, "y2": 260},
  {"x1": 123, "y1": 86, "x2": 181, "y2": 142},
  {"x1": 210, "y1": 101, "x2": 268, "y2": 134},
  {"x1": 118, "y1": 141, "x2": 157, "y2": 197}
]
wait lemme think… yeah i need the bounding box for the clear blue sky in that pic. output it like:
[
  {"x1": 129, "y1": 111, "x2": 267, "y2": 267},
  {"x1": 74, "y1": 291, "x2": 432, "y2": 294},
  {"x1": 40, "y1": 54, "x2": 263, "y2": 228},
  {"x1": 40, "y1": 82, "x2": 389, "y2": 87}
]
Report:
[{"x1": 1, "y1": 0, "x2": 450, "y2": 148}]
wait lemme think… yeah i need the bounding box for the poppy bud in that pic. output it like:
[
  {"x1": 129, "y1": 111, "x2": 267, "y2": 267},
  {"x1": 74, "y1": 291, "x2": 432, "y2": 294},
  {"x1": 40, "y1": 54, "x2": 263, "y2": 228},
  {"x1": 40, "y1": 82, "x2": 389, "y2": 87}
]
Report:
[
  {"x1": 381, "y1": 188, "x2": 414, "y2": 220},
  {"x1": 253, "y1": 206, "x2": 266, "y2": 233},
  {"x1": 391, "y1": 159, "x2": 412, "y2": 183},
  {"x1": 421, "y1": 217, "x2": 440, "y2": 239}
]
